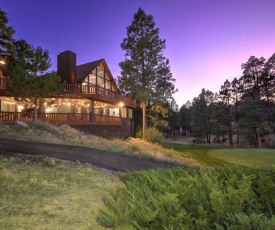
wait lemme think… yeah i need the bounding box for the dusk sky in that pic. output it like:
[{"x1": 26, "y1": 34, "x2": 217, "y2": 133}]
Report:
[{"x1": 2, "y1": 0, "x2": 275, "y2": 107}]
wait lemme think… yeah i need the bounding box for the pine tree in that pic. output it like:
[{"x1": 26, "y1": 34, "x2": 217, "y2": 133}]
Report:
[
  {"x1": 191, "y1": 89, "x2": 215, "y2": 143},
  {"x1": 118, "y1": 8, "x2": 177, "y2": 139},
  {"x1": 240, "y1": 56, "x2": 265, "y2": 96},
  {"x1": 218, "y1": 79, "x2": 235, "y2": 146},
  {"x1": 261, "y1": 53, "x2": 275, "y2": 148},
  {"x1": 8, "y1": 44, "x2": 62, "y2": 122},
  {"x1": 180, "y1": 101, "x2": 193, "y2": 136},
  {"x1": 0, "y1": 8, "x2": 15, "y2": 53},
  {"x1": 237, "y1": 55, "x2": 274, "y2": 147}
]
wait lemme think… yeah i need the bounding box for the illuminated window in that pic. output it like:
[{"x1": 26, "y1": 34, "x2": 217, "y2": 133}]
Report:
[
  {"x1": 98, "y1": 77, "x2": 104, "y2": 88},
  {"x1": 88, "y1": 74, "x2": 96, "y2": 85},
  {"x1": 128, "y1": 109, "x2": 133, "y2": 118},
  {"x1": 105, "y1": 80, "x2": 111, "y2": 90}
]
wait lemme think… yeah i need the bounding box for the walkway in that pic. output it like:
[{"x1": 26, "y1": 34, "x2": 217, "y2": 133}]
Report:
[{"x1": 0, "y1": 138, "x2": 175, "y2": 171}]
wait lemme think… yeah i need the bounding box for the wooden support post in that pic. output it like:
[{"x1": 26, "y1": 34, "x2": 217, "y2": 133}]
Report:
[{"x1": 90, "y1": 100, "x2": 94, "y2": 122}]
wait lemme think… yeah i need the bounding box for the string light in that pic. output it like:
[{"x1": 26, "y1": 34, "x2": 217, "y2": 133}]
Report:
[{"x1": 1, "y1": 96, "x2": 121, "y2": 115}]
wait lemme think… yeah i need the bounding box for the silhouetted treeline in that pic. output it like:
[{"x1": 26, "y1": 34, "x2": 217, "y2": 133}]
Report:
[{"x1": 180, "y1": 54, "x2": 275, "y2": 148}]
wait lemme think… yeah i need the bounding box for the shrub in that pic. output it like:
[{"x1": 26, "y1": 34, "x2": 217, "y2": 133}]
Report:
[
  {"x1": 192, "y1": 137, "x2": 205, "y2": 144},
  {"x1": 101, "y1": 130, "x2": 110, "y2": 139},
  {"x1": 143, "y1": 127, "x2": 163, "y2": 144},
  {"x1": 134, "y1": 125, "x2": 142, "y2": 138},
  {"x1": 213, "y1": 137, "x2": 228, "y2": 144},
  {"x1": 98, "y1": 166, "x2": 275, "y2": 229}
]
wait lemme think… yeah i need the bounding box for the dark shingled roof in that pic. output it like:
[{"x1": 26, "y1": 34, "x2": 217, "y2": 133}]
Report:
[{"x1": 76, "y1": 59, "x2": 103, "y2": 82}]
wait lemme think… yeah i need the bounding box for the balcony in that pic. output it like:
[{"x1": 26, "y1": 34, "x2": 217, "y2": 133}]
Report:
[{"x1": 58, "y1": 83, "x2": 136, "y2": 108}]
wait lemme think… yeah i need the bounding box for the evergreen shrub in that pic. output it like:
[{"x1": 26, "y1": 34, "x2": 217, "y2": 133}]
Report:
[
  {"x1": 98, "y1": 166, "x2": 275, "y2": 229},
  {"x1": 192, "y1": 137, "x2": 206, "y2": 144}
]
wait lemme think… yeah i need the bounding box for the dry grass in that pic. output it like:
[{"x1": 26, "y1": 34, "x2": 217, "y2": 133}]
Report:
[
  {"x1": 0, "y1": 153, "x2": 121, "y2": 229},
  {"x1": 0, "y1": 121, "x2": 202, "y2": 168}
]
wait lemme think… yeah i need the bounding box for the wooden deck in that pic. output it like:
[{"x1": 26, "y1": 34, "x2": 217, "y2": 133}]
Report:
[
  {"x1": 0, "y1": 79, "x2": 136, "y2": 108},
  {"x1": 0, "y1": 112, "x2": 121, "y2": 125},
  {"x1": 59, "y1": 83, "x2": 136, "y2": 108}
]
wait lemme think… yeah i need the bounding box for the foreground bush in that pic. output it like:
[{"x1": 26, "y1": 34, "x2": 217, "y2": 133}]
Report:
[{"x1": 98, "y1": 166, "x2": 275, "y2": 229}]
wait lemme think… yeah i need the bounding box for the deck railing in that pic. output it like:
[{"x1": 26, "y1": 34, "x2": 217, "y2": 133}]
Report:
[
  {"x1": 94, "y1": 114, "x2": 121, "y2": 124},
  {"x1": 0, "y1": 112, "x2": 121, "y2": 125},
  {"x1": 61, "y1": 83, "x2": 136, "y2": 108},
  {"x1": 0, "y1": 79, "x2": 136, "y2": 108}
]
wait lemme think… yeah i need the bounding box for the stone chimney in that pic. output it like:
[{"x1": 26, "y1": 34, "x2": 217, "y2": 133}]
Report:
[{"x1": 57, "y1": 51, "x2": 76, "y2": 83}]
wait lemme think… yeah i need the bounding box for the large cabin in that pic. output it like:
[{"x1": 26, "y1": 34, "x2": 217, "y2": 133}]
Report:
[{"x1": 0, "y1": 51, "x2": 136, "y2": 138}]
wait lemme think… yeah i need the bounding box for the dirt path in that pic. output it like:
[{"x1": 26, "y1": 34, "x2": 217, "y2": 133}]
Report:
[{"x1": 0, "y1": 138, "x2": 175, "y2": 171}]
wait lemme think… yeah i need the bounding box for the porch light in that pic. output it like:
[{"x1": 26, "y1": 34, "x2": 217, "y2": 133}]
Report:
[
  {"x1": 119, "y1": 102, "x2": 124, "y2": 107},
  {"x1": 0, "y1": 60, "x2": 5, "y2": 65}
]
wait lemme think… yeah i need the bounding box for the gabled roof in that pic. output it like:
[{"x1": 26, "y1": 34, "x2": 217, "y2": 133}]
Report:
[
  {"x1": 76, "y1": 59, "x2": 119, "y2": 92},
  {"x1": 76, "y1": 59, "x2": 103, "y2": 82}
]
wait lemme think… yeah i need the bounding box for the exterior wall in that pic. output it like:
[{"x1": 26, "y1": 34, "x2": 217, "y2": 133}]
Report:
[
  {"x1": 120, "y1": 117, "x2": 134, "y2": 138},
  {"x1": 71, "y1": 118, "x2": 134, "y2": 139}
]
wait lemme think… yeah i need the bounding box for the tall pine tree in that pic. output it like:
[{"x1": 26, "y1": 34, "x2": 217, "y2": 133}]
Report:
[
  {"x1": 0, "y1": 8, "x2": 15, "y2": 54},
  {"x1": 261, "y1": 53, "x2": 275, "y2": 147},
  {"x1": 118, "y1": 8, "x2": 177, "y2": 138},
  {"x1": 218, "y1": 79, "x2": 234, "y2": 146},
  {"x1": 191, "y1": 89, "x2": 215, "y2": 143}
]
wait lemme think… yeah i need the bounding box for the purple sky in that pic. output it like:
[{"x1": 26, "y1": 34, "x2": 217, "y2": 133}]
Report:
[{"x1": 2, "y1": 0, "x2": 275, "y2": 107}]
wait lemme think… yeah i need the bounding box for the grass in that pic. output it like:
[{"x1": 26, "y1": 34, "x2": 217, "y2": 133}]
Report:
[
  {"x1": 0, "y1": 154, "x2": 121, "y2": 229},
  {"x1": 163, "y1": 143, "x2": 229, "y2": 166},
  {"x1": 208, "y1": 148, "x2": 275, "y2": 170},
  {"x1": 0, "y1": 122, "x2": 201, "y2": 168},
  {"x1": 164, "y1": 143, "x2": 275, "y2": 170},
  {"x1": 1, "y1": 122, "x2": 274, "y2": 229},
  {"x1": 0, "y1": 122, "x2": 202, "y2": 229}
]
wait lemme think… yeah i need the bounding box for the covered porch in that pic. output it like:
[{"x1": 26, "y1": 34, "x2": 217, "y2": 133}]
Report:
[{"x1": 0, "y1": 97, "x2": 132, "y2": 126}]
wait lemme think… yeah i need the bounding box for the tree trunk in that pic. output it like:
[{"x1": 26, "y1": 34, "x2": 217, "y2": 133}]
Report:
[
  {"x1": 206, "y1": 133, "x2": 210, "y2": 143},
  {"x1": 267, "y1": 103, "x2": 272, "y2": 148},
  {"x1": 236, "y1": 130, "x2": 239, "y2": 146},
  {"x1": 34, "y1": 97, "x2": 38, "y2": 122},
  {"x1": 142, "y1": 102, "x2": 146, "y2": 140},
  {"x1": 228, "y1": 123, "x2": 233, "y2": 146},
  {"x1": 255, "y1": 127, "x2": 261, "y2": 148},
  {"x1": 269, "y1": 128, "x2": 272, "y2": 148}
]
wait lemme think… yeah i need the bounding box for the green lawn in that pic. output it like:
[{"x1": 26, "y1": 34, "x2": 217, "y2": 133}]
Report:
[
  {"x1": 165, "y1": 143, "x2": 275, "y2": 170},
  {"x1": 208, "y1": 148, "x2": 275, "y2": 170},
  {"x1": 164, "y1": 143, "x2": 228, "y2": 166}
]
